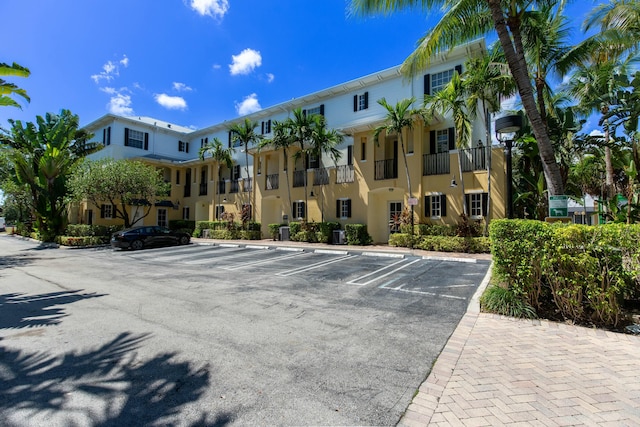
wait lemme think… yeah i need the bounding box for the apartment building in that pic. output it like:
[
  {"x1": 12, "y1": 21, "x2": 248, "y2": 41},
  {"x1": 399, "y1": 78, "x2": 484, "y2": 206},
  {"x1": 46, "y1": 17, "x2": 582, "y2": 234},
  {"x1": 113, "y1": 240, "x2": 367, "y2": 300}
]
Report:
[{"x1": 80, "y1": 38, "x2": 506, "y2": 243}]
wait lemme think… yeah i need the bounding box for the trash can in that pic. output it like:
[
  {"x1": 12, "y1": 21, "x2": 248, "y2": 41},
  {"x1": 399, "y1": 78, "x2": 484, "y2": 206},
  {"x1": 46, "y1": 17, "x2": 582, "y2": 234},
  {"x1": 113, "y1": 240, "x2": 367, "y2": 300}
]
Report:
[{"x1": 279, "y1": 226, "x2": 290, "y2": 241}]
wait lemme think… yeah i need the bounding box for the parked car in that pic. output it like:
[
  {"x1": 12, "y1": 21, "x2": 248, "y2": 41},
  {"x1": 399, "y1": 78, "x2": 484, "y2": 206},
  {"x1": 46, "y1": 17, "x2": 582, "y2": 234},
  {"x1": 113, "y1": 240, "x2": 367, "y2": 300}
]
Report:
[{"x1": 111, "y1": 226, "x2": 191, "y2": 250}]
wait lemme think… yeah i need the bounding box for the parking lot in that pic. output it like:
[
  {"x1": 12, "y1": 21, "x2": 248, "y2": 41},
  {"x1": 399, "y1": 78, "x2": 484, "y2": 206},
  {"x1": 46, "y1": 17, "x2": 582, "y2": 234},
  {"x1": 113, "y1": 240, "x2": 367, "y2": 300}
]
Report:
[{"x1": 1, "y1": 237, "x2": 490, "y2": 426}]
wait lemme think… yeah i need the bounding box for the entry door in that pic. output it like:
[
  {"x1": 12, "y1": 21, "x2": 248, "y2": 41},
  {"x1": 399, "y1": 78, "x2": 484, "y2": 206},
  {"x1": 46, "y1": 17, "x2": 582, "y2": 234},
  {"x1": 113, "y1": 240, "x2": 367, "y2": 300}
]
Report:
[
  {"x1": 389, "y1": 201, "x2": 403, "y2": 234},
  {"x1": 157, "y1": 208, "x2": 168, "y2": 228}
]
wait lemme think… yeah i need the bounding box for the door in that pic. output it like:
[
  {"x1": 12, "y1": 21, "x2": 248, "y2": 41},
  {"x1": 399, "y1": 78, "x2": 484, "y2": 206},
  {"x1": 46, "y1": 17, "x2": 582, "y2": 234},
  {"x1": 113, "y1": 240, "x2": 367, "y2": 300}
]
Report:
[
  {"x1": 389, "y1": 201, "x2": 403, "y2": 235},
  {"x1": 157, "y1": 208, "x2": 168, "y2": 228},
  {"x1": 87, "y1": 209, "x2": 93, "y2": 225}
]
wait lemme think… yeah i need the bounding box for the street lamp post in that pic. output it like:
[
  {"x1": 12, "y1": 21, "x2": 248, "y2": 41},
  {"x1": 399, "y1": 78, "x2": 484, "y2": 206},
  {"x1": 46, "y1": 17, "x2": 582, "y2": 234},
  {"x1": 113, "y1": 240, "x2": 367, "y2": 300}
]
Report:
[{"x1": 495, "y1": 115, "x2": 522, "y2": 219}]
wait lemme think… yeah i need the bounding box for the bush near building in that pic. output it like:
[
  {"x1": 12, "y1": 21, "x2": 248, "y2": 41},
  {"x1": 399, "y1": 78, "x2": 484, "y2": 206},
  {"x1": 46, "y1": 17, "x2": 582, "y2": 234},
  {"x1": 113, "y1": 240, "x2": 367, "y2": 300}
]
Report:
[{"x1": 488, "y1": 220, "x2": 640, "y2": 328}]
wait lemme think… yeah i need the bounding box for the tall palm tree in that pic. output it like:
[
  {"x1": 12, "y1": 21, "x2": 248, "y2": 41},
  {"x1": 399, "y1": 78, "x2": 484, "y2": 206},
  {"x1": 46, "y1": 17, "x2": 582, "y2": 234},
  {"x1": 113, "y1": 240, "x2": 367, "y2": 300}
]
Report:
[
  {"x1": 309, "y1": 118, "x2": 343, "y2": 221},
  {"x1": 0, "y1": 62, "x2": 30, "y2": 109},
  {"x1": 289, "y1": 108, "x2": 320, "y2": 220},
  {"x1": 199, "y1": 138, "x2": 233, "y2": 220},
  {"x1": 351, "y1": 0, "x2": 566, "y2": 196},
  {"x1": 463, "y1": 46, "x2": 516, "y2": 230},
  {"x1": 229, "y1": 118, "x2": 262, "y2": 222},
  {"x1": 425, "y1": 73, "x2": 473, "y2": 216},
  {"x1": 373, "y1": 97, "x2": 422, "y2": 234}
]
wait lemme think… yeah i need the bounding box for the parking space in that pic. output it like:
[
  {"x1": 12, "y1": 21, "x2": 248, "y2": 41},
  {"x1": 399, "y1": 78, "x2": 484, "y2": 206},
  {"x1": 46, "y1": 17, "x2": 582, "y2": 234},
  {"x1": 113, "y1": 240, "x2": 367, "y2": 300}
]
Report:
[{"x1": 113, "y1": 243, "x2": 489, "y2": 303}]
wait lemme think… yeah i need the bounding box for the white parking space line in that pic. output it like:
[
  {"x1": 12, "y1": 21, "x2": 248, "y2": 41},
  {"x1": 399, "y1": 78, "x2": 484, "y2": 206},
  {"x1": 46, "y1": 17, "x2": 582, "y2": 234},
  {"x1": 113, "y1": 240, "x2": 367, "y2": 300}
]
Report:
[
  {"x1": 379, "y1": 285, "x2": 467, "y2": 300},
  {"x1": 125, "y1": 245, "x2": 220, "y2": 261},
  {"x1": 221, "y1": 251, "x2": 308, "y2": 271},
  {"x1": 276, "y1": 255, "x2": 355, "y2": 276},
  {"x1": 183, "y1": 248, "x2": 265, "y2": 265},
  {"x1": 347, "y1": 258, "x2": 421, "y2": 286}
]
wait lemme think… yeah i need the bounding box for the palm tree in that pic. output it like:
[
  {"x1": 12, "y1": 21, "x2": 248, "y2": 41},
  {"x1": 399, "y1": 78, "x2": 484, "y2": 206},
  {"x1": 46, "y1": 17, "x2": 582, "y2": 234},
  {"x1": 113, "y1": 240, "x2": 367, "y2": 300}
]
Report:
[
  {"x1": 229, "y1": 118, "x2": 262, "y2": 222},
  {"x1": 425, "y1": 73, "x2": 473, "y2": 216},
  {"x1": 351, "y1": 0, "x2": 566, "y2": 196},
  {"x1": 309, "y1": 118, "x2": 343, "y2": 221},
  {"x1": 0, "y1": 62, "x2": 30, "y2": 109},
  {"x1": 463, "y1": 46, "x2": 516, "y2": 230},
  {"x1": 289, "y1": 108, "x2": 320, "y2": 220},
  {"x1": 373, "y1": 97, "x2": 422, "y2": 235},
  {"x1": 199, "y1": 138, "x2": 233, "y2": 220}
]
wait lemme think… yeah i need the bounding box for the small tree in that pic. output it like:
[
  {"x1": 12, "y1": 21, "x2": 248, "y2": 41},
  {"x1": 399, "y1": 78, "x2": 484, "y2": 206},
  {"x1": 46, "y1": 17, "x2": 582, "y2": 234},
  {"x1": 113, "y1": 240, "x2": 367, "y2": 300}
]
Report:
[{"x1": 69, "y1": 158, "x2": 169, "y2": 228}]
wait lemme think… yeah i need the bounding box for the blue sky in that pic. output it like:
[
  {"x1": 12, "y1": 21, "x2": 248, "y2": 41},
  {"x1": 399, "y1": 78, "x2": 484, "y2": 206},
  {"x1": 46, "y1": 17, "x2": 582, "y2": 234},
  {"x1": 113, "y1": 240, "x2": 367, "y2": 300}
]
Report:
[{"x1": 1, "y1": 0, "x2": 603, "y2": 131}]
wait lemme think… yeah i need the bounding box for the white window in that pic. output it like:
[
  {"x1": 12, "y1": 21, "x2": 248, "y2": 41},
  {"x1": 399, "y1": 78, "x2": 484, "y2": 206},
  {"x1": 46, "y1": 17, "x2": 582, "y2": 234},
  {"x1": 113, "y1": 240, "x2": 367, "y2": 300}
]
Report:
[
  {"x1": 182, "y1": 207, "x2": 190, "y2": 220},
  {"x1": 127, "y1": 129, "x2": 144, "y2": 149},
  {"x1": 337, "y1": 199, "x2": 351, "y2": 219},
  {"x1": 436, "y1": 129, "x2": 449, "y2": 153},
  {"x1": 466, "y1": 193, "x2": 488, "y2": 219},
  {"x1": 431, "y1": 69, "x2": 455, "y2": 94},
  {"x1": 293, "y1": 201, "x2": 306, "y2": 220},
  {"x1": 157, "y1": 208, "x2": 168, "y2": 228},
  {"x1": 425, "y1": 194, "x2": 446, "y2": 218},
  {"x1": 179, "y1": 140, "x2": 189, "y2": 152},
  {"x1": 200, "y1": 137, "x2": 208, "y2": 149},
  {"x1": 101, "y1": 204, "x2": 113, "y2": 219},
  {"x1": 354, "y1": 92, "x2": 369, "y2": 111},
  {"x1": 306, "y1": 106, "x2": 322, "y2": 117}
]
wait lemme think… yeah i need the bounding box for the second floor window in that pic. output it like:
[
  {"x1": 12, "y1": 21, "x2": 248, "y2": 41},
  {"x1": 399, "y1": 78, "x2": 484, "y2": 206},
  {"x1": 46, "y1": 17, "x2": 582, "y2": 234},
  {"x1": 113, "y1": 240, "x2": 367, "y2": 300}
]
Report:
[
  {"x1": 179, "y1": 140, "x2": 189, "y2": 152},
  {"x1": 125, "y1": 128, "x2": 146, "y2": 149},
  {"x1": 353, "y1": 92, "x2": 369, "y2": 111}
]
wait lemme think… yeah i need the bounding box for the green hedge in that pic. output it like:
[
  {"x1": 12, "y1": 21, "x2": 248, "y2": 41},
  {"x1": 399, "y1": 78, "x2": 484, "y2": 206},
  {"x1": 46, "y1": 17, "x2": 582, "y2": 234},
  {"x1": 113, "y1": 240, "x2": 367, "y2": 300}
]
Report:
[
  {"x1": 57, "y1": 236, "x2": 106, "y2": 246},
  {"x1": 345, "y1": 224, "x2": 372, "y2": 246},
  {"x1": 194, "y1": 221, "x2": 262, "y2": 240},
  {"x1": 169, "y1": 220, "x2": 195, "y2": 233},
  {"x1": 490, "y1": 220, "x2": 640, "y2": 327},
  {"x1": 65, "y1": 224, "x2": 124, "y2": 237},
  {"x1": 389, "y1": 233, "x2": 490, "y2": 253},
  {"x1": 288, "y1": 221, "x2": 341, "y2": 243}
]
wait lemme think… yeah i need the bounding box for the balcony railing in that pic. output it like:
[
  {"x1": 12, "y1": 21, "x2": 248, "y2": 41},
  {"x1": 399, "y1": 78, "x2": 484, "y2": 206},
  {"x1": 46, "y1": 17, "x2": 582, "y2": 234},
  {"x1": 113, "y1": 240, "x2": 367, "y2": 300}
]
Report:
[
  {"x1": 293, "y1": 170, "x2": 306, "y2": 187},
  {"x1": 336, "y1": 164, "x2": 354, "y2": 184},
  {"x1": 374, "y1": 159, "x2": 398, "y2": 180},
  {"x1": 229, "y1": 180, "x2": 240, "y2": 193},
  {"x1": 313, "y1": 168, "x2": 329, "y2": 186},
  {"x1": 461, "y1": 147, "x2": 487, "y2": 172},
  {"x1": 242, "y1": 177, "x2": 252, "y2": 192},
  {"x1": 423, "y1": 152, "x2": 450, "y2": 176},
  {"x1": 266, "y1": 173, "x2": 279, "y2": 190},
  {"x1": 199, "y1": 183, "x2": 208, "y2": 196}
]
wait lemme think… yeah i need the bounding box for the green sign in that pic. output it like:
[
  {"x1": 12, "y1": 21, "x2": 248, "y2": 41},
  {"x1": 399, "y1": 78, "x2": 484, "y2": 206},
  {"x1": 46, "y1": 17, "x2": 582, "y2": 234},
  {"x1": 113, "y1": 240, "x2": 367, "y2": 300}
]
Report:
[{"x1": 549, "y1": 195, "x2": 569, "y2": 217}]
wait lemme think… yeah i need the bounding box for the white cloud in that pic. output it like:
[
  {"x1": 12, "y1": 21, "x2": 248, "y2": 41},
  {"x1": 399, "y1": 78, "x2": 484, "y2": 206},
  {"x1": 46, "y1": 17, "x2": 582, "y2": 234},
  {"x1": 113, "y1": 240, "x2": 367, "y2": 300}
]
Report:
[
  {"x1": 266, "y1": 73, "x2": 275, "y2": 83},
  {"x1": 188, "y1": 0, "x2": 229, "y2": 19},
  {"x1": 173, "y1": 82, "x2": 193, "y2": 92},
  {"x1": 108, "y1": 93, "x2": 133, "y2": 116},
  {"x1": 235, "y1": 93, "x2": 261, "y2": 116},
  {"x1": 155, "y1": 93, "x2": 188, "y2": 110},
  {"x1": 91, "y1": 55, "x2": 129, "y2": 84},
  {"x1": 229, "y1": 49, "x2": 262, "y2": 76}
]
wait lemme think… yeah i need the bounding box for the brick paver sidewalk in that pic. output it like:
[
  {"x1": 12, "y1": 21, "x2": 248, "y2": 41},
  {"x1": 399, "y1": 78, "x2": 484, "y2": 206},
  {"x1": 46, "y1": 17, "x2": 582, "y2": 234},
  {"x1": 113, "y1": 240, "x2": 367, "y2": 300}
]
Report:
[{"x1": 400, "y1": 301, "x2": 640, "y2": 426}]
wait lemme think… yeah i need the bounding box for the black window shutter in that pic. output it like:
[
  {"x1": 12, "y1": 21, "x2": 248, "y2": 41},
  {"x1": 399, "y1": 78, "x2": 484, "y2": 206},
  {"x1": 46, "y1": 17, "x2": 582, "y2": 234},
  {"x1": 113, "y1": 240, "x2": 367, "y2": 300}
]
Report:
[
  {"x1": 302, "y1": 109, "x2": 307, "y2": 117},
  {"x1": 482, "y1": 193, "x2": 489, "y2": 216},
  {"x1": 124, "y1": 128, "x2": 130, "y2": 147},
  {"x1": 107, "y1": 126, "x2": 111, "y2": 145},
  {"x1": 144, "y1": 133, "x2": 149, "y2": 150},
  {"x1": 228, "y1": 131, "x2": 232, "y2": 148},
  {"x1": 424, "y1": 196, "x2": 431, "y2": 217},
  {"x1": 347, "y1": 145, "x2": 353, "y2": 166},
  {"x1": 186, "y1": 142, "x2": 189, "y2": 153},
  {"x1": 441, "y1": 195, "x2": 447, "y2": 217},
  {"x1": 346, "y1": 199, "x2": 352, "y2": 218},
  {"x1": 305, "y1": 153, "x2": 309, "y2": 170},
  {"x1": 353, "y1": 95, "x2": 358, "y2": 112},
  {"x1": 112, "y1": 205, "x2": 116, "y2": 217},
  {"x1": 205, "y1": 137, "x2": 208, "y2": 144},
  {"x1": 424, "y1": 74, "x2": 431, "y2": 95},
  {"x1": 336, "y1": 200, "x2": 340, "y2": 218},
  {"x1": 176, "y1": 170, "x2": 180, "y2": 185},
  {"x1": 267, "y1": 120, "x2": 271, "y2": 132},
  {"x1": 102, "y1": 129, "x2": 106, "y2": 145},
  {"x1": 100, "y1": 204, "x2": 105, "y2": 218},
  {"x1": 448, "y1": 127, "x2": 455, "y2": 151},
  {"x1": 455, "y1": 64, "x2": 462, "y2": 75},
  {"x1": 430, "y1": 130, "x2": 436, "y2": 154},
  {"x1": 320, "y1": 104, "x2": 325, "y2": 116},
  {"x1": 302, "y1": 201, "x2": 306, "y2": 216},
  {"x1": 465, "y1": 194, "x2": 471, "y2": 216},
  {"x1": 364, "y1": 91, "x2": 368, "y2": 109},
  {"x1": 261, "y1": 121, "x2": 265, "y2": 134}
]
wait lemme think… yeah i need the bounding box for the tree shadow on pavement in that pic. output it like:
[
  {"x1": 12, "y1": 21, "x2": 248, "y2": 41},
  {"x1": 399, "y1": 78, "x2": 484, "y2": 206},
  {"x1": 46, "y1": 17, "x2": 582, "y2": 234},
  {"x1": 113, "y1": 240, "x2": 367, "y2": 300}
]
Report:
[
  {"x1": 0, "y1": 332, "x2": 233, "y2": 426},
  {"x1": 0, "y1": 290, "x2": 106, "y2": 330}
]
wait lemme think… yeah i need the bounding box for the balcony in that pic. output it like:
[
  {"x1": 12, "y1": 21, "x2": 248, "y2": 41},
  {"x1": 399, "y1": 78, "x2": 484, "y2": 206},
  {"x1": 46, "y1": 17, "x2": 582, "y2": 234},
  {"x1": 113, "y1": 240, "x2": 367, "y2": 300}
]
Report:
[
  {"x1": 313, "y1": 168, "x2": 329, "y2": 185},
  {"x1": 199, "y1": 183, "x2": 208, "y2": 196},
  {"x1": 242, "y1": 177, "x2": 252, "y2": 192},
  {"x1": 230, "y1": 180, "x2": 240, "y2": 193},
  {"x1": 461, "y1": 147, "x2": 487, "y2": 172},
  {"x1": 336, "y1": 164, "x2": 354, "y2": 184},
  {"x1": 423, "y1": 152, "x2": 450, "y2": 176},
  {"x1": 266, "y1": 173, "x2": 279, "y2": 190},
  {"x1": 293, "y1": 170, "x2": 306, "y2": 187},
  {"x1": 374, "y1": 159, "x2": 398, "y2": 180}
]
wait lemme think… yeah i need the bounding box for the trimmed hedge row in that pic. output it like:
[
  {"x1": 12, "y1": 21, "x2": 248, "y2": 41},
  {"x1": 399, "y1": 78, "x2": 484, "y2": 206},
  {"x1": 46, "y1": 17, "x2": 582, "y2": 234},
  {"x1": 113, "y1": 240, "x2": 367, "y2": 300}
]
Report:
[
  {"x1": 65, "y1": 224, "x2": 124, "y2": 237},
  {"x1": 193, "y1": 221, "x2": 262, "y2": 240},
  {"x1": 389, "y1": 233, "x2": 490, "y2": 253},
  {"x1": 489, "y1": 220, "x2": 640, "y2": 327}
]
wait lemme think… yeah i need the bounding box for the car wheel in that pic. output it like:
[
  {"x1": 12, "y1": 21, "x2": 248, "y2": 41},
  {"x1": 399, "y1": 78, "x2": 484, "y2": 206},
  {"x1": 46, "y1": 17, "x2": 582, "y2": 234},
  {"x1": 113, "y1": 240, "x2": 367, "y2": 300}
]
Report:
[
  {"x1": 130, "y1": 240, "x2": 144, "y2": 250},
  {"x1": 179, "y1": 235, "x2": 190, "y2": 245}
]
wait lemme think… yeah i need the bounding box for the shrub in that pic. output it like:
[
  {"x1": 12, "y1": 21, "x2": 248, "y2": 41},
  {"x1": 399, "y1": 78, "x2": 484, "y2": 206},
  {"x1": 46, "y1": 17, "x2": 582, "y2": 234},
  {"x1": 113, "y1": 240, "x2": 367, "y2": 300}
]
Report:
[
  {"x1": 239, "y1": 230, "x2": 262, "y2": 240},
  {"x1": 417, "y1": 223, "x2": 457, "y2": 236},
  {"x1": 345, "y1": 224, "x2": 372, "y2": 246},
  {"x1": 268, "y1": 223, "x2": 284, "y2": 240},
  {"x1": 57, "y1": 236, "x2": 105, "y2": 246},
  {"x1": 480, "y1": 284, "x2": 537, "y2": 319},
  {"x1": 169, "y1": 220, "x2": 195, "y2": 233}
]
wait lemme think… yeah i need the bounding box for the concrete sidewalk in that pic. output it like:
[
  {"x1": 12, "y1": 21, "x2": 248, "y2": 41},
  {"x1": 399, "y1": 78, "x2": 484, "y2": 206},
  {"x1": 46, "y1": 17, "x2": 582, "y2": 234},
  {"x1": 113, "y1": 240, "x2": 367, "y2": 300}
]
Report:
[{"x1": 399, "y1": 283, "x2": 640, "y2": 426}]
